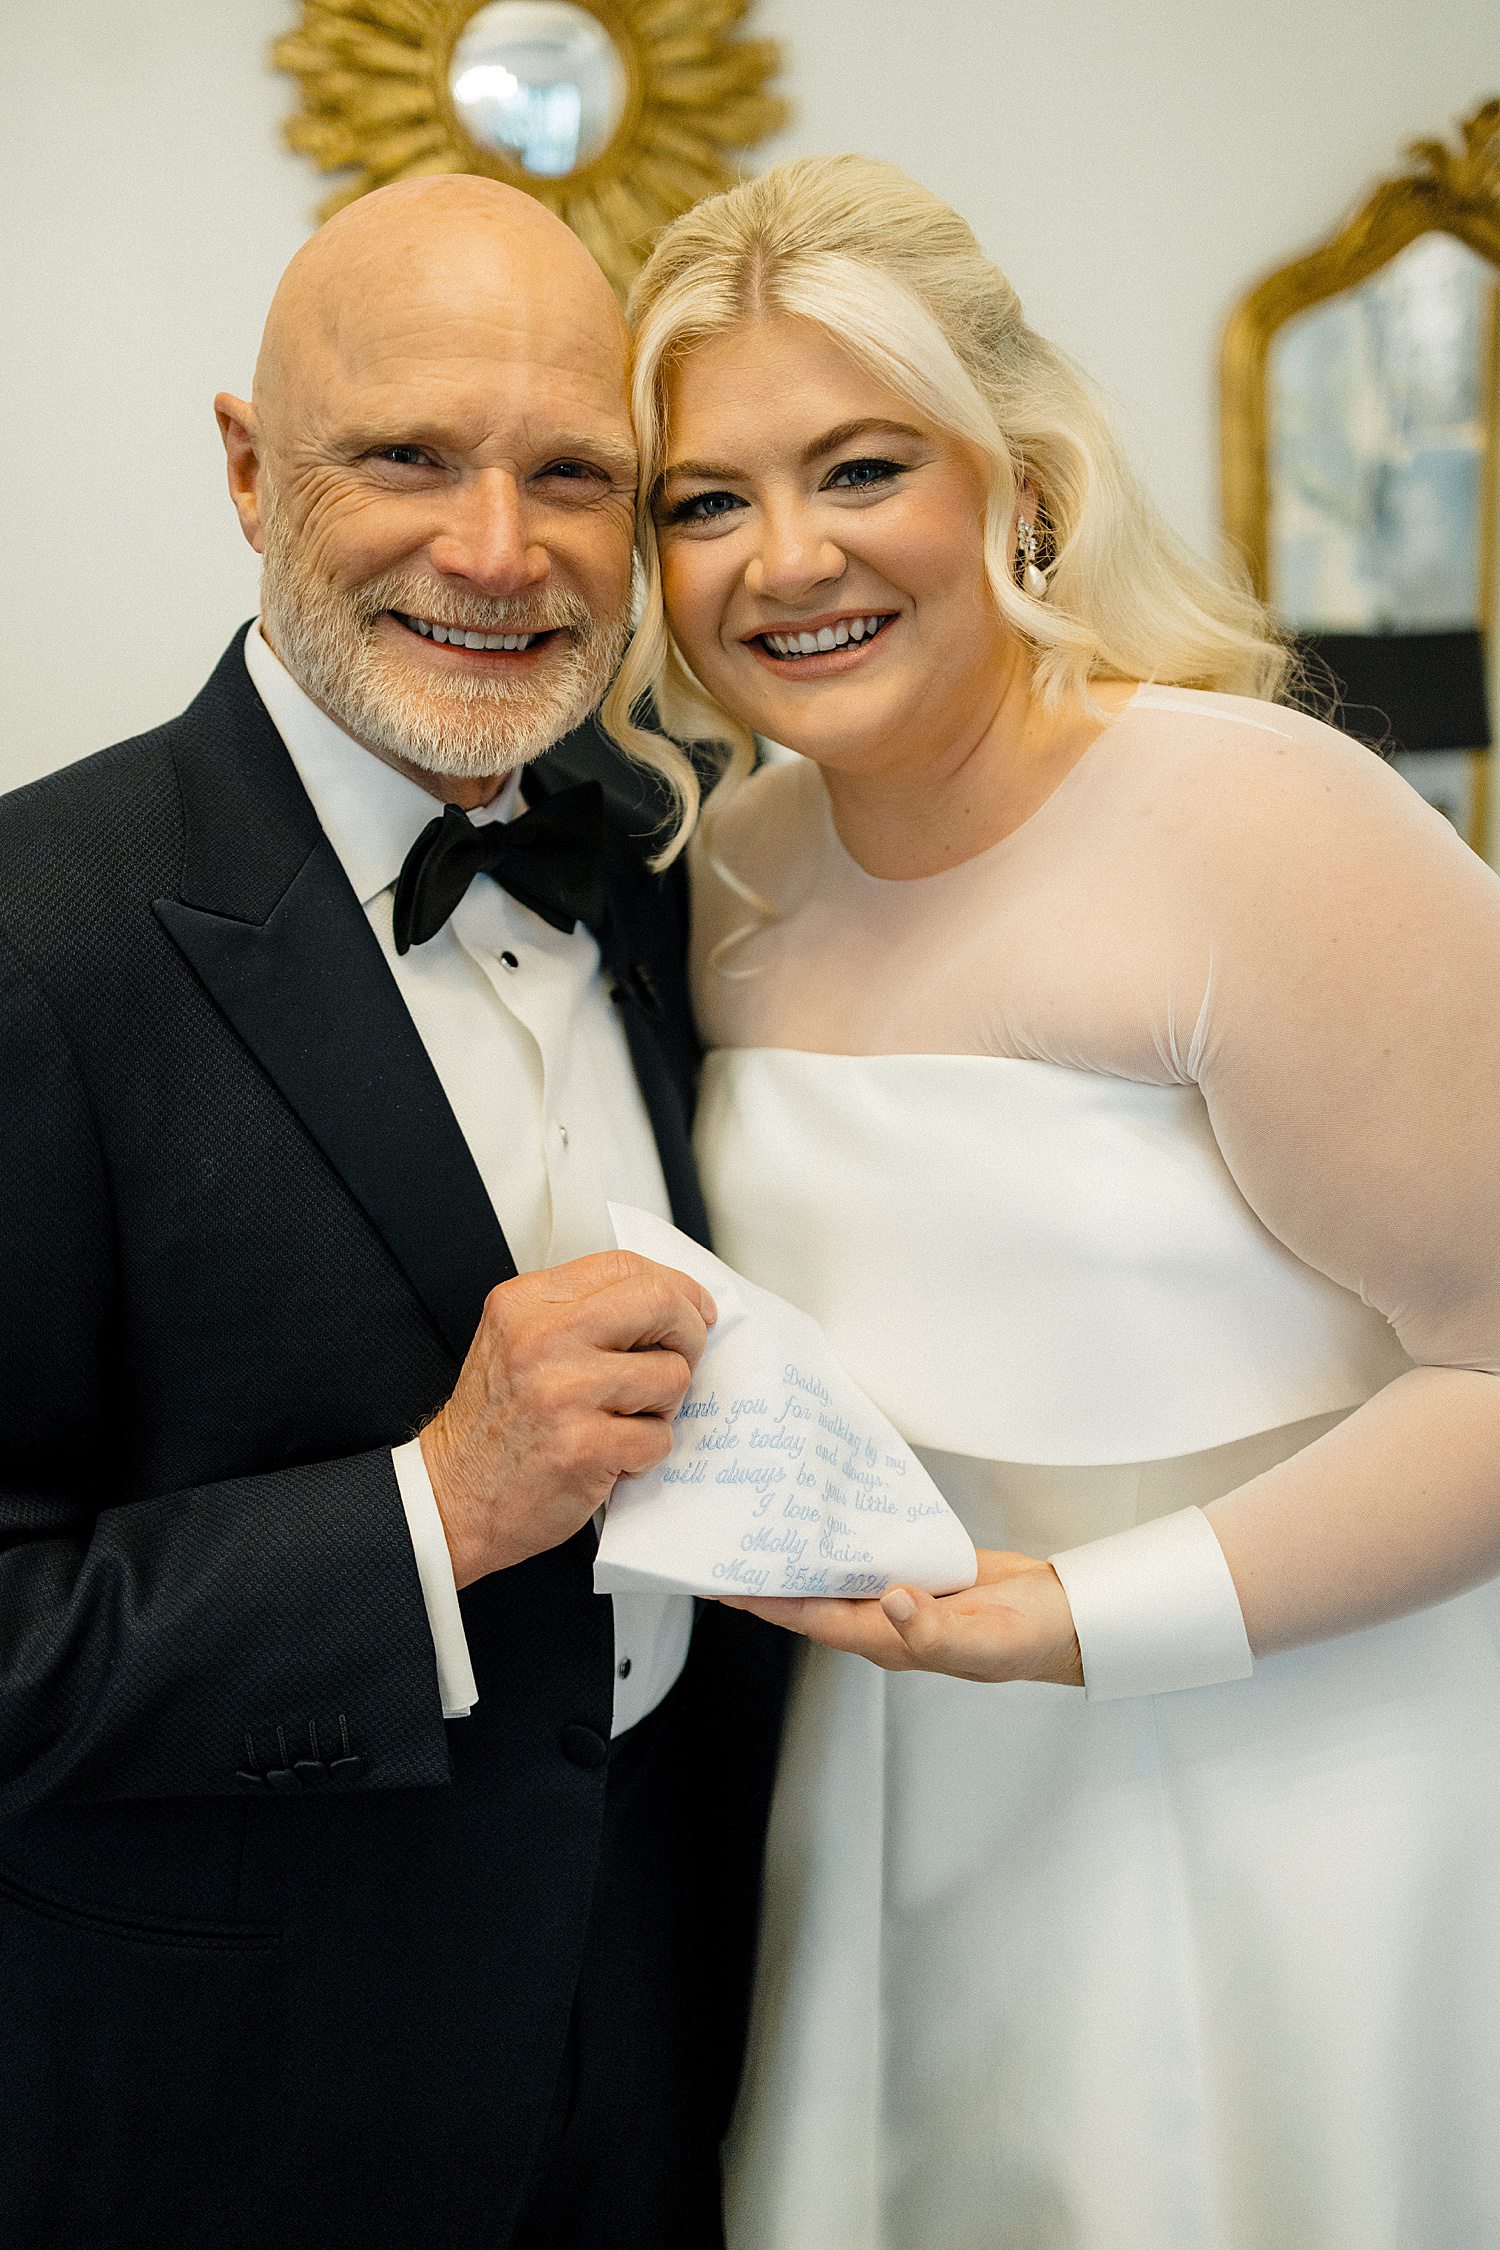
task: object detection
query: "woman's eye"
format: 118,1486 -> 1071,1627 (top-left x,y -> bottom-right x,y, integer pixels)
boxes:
663,489 -> 744,527
825,456 -> 906,492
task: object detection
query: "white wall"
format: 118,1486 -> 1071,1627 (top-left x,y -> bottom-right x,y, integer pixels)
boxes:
2,0 -> 1495,786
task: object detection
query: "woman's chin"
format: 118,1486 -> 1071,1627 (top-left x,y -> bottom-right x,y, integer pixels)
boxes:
711,673 -> 908,772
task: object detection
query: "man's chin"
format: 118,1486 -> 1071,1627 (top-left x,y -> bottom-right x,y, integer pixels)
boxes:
388,733 -> 534,783
355,699 -> 549,782
348,660 -> 591,780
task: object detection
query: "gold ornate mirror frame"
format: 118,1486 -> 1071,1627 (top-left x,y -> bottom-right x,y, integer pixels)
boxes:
1222,100 -> 1500,594
274,0 -> 788,294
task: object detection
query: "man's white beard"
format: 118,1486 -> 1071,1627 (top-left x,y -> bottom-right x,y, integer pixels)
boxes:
258,485 -> 630,779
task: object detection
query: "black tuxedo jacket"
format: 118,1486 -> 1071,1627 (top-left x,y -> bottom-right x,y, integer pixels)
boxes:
0,631 -> 787,2249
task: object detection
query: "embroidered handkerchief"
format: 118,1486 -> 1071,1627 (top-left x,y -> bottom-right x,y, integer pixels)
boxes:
594,1205 -> 978,1600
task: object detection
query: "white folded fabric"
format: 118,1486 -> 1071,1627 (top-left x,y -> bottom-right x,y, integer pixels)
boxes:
596,1205 -> 978,1601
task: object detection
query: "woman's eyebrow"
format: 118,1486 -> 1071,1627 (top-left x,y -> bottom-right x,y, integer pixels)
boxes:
802,417 -> 925,462
661,417 -> 926,486
659,453 -> 740,485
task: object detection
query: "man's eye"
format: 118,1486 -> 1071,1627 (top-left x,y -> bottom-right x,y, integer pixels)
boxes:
540,460 -> 606,482
662,489 -> 744,527
370,445 -> 432,468
825,457 -> 905,492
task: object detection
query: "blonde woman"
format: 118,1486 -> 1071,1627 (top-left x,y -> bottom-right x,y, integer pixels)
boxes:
602,157 -> 1500,2249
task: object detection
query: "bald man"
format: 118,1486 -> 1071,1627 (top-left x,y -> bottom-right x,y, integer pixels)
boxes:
0,178 -> 786,2250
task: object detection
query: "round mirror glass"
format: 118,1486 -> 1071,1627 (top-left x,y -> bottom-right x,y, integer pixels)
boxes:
450,1 -> 628,178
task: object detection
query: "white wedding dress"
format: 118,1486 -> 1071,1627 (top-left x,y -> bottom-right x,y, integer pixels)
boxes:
690,689 -> 1500,2250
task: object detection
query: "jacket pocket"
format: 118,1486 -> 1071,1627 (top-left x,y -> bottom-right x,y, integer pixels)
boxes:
0,1860 -> 279,1951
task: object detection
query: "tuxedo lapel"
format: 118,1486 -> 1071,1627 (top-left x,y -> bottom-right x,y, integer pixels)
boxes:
595,894 -> 710,1248
525,721 -> 711,1248
154,635 -> 513,1365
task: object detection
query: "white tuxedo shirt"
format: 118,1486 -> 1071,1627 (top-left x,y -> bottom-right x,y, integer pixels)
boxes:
244,625 -> 693,1734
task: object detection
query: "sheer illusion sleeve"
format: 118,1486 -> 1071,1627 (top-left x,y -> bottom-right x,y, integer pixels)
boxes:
1126,717 -> 1500,1664
694,704 -> 1500,1686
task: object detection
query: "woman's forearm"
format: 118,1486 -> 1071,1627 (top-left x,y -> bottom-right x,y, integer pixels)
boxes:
1205,1364 -> 1500,1657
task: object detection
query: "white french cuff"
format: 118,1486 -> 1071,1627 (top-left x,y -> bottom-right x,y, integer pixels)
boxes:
391,1436 -> 479,1719
1048,1505 -> 1254,1701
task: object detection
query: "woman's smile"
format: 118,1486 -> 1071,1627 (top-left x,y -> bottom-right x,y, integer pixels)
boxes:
740,608 -> 899,677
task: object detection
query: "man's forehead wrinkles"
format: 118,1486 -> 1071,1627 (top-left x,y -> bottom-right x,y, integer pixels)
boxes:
324,296 -> 623,375
313,337 -> 626,421
341,349 -> 624,404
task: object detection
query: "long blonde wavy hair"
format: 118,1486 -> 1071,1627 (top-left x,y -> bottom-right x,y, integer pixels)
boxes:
602,153 -> 1289,865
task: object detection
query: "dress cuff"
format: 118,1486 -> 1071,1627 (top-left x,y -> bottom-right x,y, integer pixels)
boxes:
1049,1505 -> 1253,1701
391,1437 -> 478,1719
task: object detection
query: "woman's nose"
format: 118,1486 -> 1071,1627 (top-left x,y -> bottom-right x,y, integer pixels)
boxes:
744,506 -> 846,605
428,469 -> 549,595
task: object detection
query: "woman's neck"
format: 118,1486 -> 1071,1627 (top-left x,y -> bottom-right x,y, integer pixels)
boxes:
819,663 -> 1139,881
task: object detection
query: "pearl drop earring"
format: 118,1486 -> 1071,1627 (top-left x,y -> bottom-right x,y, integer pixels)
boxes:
1015,516 -> 1048,600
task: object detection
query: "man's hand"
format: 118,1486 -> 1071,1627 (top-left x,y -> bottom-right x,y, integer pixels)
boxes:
420,1251 -> 716,1588
718,1550 -> 1085,1687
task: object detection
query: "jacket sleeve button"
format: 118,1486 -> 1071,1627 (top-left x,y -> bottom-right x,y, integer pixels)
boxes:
234,1768 -> 268,1789
293,1758 -> 330,1787
329,1754 -> 368,1781
265,1767 -> 299,1792
559,1723 -> 609,1769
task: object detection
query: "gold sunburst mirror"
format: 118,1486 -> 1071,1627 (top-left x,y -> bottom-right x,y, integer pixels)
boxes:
274,0 -> 788,293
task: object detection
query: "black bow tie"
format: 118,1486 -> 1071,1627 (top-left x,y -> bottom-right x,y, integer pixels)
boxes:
391,781 -> 608,954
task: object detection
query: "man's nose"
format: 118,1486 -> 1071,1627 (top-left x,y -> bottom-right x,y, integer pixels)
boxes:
743,505 -> 846,606
427,469 -> 549,596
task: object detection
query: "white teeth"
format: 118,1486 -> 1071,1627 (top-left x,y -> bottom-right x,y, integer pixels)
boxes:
403,614 -> 537,651
762,615 -> 891,660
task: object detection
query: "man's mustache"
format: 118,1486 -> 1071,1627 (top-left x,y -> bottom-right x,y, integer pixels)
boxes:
356,579 -> 598,640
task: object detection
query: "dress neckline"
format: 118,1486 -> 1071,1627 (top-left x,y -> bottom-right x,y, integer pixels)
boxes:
815,682 -> 1151,891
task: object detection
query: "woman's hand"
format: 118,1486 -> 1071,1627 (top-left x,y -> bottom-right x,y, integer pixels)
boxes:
720,1550 -> 1085,1687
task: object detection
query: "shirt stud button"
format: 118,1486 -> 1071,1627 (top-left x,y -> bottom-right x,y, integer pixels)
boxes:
558,1124 -> 569,1147
499,950 -> 519,970
617,1656 -> 633,1680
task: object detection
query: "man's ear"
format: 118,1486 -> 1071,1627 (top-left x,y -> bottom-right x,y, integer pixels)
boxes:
215,393 -> 266,554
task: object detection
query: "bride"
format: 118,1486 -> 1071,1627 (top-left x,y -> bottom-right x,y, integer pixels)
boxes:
602,156 -> 1500,2248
